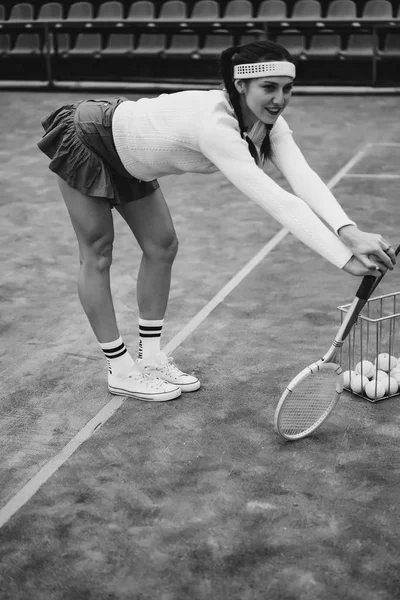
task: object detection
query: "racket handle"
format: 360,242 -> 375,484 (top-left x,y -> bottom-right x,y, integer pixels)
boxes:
356,244 -> 400,300
356,274 -> 380,300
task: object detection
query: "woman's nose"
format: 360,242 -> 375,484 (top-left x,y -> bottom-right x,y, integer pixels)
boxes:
272,90 -> 284,106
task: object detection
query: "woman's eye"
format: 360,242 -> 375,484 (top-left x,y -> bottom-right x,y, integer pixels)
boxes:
263,86 -> 292,93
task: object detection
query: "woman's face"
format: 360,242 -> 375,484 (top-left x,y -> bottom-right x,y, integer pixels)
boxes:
235,74 -> 294,128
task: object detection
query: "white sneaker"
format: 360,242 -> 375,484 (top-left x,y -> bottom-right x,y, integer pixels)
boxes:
138,352 -> 201,393
108,365 -> 181,402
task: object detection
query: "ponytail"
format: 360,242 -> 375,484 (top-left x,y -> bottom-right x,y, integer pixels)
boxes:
219,41 -> 294,164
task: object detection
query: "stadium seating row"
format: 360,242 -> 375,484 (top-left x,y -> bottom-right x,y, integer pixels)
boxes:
1,30 -> 399,58
0,0 -> 399,24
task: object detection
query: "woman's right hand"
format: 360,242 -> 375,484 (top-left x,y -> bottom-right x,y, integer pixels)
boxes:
342,255 -> 387,278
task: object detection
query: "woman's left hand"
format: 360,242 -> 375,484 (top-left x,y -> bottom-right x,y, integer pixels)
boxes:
338,225 -> 396,273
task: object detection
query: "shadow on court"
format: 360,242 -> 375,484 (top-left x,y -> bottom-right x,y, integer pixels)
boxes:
0,92 -> 400,600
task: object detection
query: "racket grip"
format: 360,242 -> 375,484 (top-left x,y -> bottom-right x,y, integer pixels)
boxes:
356,244 -> 400,300
356,274 -> 379,300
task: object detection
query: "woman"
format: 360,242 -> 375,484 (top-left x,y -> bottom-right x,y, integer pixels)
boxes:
37,40 -> 395,403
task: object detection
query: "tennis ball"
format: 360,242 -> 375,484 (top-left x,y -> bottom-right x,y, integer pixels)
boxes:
342,369 -> 357,388
350,374 -> 369,394
385,376 -> 398,396
375,353 -> 398,372
365,379 -> 386,400
389,369 -> 400,384
355,360 -> 374,379
371,369 -> 389,382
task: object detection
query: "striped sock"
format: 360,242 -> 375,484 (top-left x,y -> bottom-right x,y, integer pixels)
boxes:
99,336 -> 135,376
138,318 -> 164,359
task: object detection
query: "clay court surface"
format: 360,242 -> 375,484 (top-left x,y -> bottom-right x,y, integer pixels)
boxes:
0,91 -> 400,599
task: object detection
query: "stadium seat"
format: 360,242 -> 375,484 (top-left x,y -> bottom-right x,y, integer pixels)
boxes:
8,3 -> 34,22
199,32 -> 235,57
134,33 -> 166,55
306,31 -> 342,58
291,0 -> 322,21
157,1 -> 187,22
0,33 -> 11,56
379,32 -> 400,57
9,33 -> 41,54
95,1 -> 124,21
222,0 -> 254,21
276,31 -> 306,57
190,0 -> 220,21
164,33 -> 199,56
342,34 -> 375,57
325,0 -> 357,21
361,0 -> 393,20
66,2 -> 94,21
239,30 -> 266,45
56,32 -> 71,55
256,1 -> 288,21
69,33 -> 102,56
37,3 -> 63,21
101,33 -> 135,55
126,1 -> 155,23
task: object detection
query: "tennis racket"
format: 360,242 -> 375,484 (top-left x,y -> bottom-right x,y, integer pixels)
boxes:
274,245 -> 400,441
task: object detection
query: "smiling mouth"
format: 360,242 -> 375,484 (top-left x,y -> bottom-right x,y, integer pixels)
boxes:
265,107 -> 281,115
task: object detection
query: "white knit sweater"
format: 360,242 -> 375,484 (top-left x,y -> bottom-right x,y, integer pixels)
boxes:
112,89 -> 355,269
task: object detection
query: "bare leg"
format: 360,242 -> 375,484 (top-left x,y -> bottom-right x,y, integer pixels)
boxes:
115,187 -> 178,321
116,188 -> 200,392
57,177 -> 119,343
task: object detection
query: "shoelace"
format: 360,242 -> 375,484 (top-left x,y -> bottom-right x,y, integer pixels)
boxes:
164,357 -> 184,377
125,369 -> 167,390
139,355 -> 186,380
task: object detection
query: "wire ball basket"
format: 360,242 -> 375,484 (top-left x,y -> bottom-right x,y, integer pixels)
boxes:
338,291 -> 400,403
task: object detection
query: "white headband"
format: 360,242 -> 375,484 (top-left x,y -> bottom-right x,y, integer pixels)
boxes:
233,61 -> 296,79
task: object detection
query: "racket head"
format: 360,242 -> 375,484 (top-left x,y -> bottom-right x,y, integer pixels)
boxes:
274,362 -> 344,441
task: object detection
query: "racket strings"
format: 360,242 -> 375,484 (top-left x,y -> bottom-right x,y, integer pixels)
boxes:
277,369 -> 340,437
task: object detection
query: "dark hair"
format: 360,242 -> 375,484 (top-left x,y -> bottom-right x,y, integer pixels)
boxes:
219,40 -> 294,164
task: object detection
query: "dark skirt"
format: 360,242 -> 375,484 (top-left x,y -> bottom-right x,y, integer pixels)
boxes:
37,97 -> 159,206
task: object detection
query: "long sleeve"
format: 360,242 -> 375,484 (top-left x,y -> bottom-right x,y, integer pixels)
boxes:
269,117 -> 356,234
197,107 -> 353,270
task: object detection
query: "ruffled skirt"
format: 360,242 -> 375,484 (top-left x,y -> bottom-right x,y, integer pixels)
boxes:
37,97 -> 159,206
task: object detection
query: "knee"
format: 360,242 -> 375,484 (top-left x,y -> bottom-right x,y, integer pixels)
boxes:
143,232 -> 179,263
80,237 -> 114,272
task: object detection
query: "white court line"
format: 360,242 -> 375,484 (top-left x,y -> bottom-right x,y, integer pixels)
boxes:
344,174 -> 400,180
327,143 -> 371,189
0,142 -> 371,529
163,227 -> 288,355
